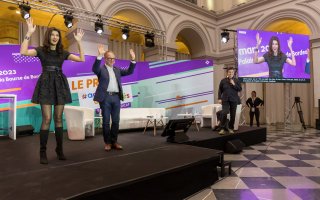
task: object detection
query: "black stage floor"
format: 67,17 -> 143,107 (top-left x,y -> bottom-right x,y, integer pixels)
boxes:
0,129 -> 221,200
0,126 -> 265,200
186,126 -> 267,151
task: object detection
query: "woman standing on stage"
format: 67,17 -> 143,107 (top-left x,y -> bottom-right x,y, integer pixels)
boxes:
20,18 -> 85,164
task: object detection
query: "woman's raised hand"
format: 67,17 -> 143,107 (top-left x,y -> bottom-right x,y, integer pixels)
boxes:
73,29 -> 84,42
256,32 -> 262,47
26,18 -> 36,35
287,37 -> 293,50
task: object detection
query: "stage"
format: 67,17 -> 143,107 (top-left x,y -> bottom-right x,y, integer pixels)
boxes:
0,126 -> 266,200
186,126 -> 267,151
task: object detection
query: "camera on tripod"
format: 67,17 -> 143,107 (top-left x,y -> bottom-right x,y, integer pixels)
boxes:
294,97 -> 306,129
295,97 -> 301,103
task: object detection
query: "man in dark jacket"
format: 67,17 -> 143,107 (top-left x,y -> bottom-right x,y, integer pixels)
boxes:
218,67 -> 242,134
92,45 -> 136,151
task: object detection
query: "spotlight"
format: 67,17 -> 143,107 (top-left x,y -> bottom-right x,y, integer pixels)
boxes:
94,19 -> 104,35
64,13 -> 73,28
145,32 -> 155,47
121,26 -> 130,40
19,3 -> 31,19
221,31 -> 230,43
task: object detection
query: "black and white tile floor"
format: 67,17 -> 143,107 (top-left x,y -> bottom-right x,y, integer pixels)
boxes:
187,126 -> 320,200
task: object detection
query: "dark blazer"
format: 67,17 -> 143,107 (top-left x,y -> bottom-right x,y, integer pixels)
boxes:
246,97 -> 264,109
92,59 -> 136,102
218,77 -> 242,103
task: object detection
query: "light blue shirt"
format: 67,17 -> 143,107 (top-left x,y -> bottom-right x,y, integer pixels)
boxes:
96,56 -> 136,92
105,64 -> 119,93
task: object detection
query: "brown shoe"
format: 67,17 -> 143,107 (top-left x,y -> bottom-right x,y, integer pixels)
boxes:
104,144 -> 112,151
113,143 -> 123,150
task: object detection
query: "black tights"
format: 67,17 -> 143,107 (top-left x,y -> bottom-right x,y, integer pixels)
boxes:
40,105 -> 64,130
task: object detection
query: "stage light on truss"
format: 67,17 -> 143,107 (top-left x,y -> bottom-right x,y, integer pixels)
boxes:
145,32 -> 155,47
94,19 -> 104,35
121,26 -> 130,40
221,31 -> 230,43
63,13 -> 73,28
19,2 -> 31,19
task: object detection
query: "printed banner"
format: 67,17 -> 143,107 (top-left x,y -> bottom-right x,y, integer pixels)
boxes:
0,45 -> 214,133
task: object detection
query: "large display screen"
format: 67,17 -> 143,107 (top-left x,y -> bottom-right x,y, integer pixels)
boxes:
237,29 -> 310,83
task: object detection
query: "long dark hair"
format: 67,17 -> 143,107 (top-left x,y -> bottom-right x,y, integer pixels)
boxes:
268,36 -> 283,58
42,27 -> 63,55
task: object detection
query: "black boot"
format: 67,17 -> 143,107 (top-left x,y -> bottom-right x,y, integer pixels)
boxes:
55,127 -> 66,160
40,130 -> 49,164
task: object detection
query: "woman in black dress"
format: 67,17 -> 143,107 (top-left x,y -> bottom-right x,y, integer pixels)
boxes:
20,18 -> 85,164
253,33 -> 296,79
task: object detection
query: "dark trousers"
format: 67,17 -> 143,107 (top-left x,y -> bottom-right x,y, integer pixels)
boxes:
221,101 -> 238,130
100,94 -> 121,144
249,109 -> 260,127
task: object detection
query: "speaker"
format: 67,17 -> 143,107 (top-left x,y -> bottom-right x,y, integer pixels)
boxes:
316,119 -> 320,130
16,125 -> 34,136
225,139 -> 245,154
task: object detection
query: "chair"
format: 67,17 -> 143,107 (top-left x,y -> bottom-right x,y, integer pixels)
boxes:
200,104 -> 222,128
233,104 -> 242,130
64,106 -> 95,140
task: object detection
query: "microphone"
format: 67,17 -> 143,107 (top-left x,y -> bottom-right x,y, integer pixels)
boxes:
228,76 -> 234,85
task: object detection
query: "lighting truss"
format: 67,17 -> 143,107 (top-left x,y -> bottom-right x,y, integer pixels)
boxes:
1,0 -> 168,59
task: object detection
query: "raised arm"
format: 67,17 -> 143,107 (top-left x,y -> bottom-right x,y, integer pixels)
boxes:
231,79 -> 242,92
20,18 -> 37,56
67,29 -> 85,62
286,37 -> 296,66
92,44 -> 105,75
253,32 -> 265,64
120,49 -> 136,76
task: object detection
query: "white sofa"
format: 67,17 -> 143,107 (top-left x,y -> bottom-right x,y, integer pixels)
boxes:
200,104 -> 242,130
64,106 -> 95,140
119,108 -> 167,130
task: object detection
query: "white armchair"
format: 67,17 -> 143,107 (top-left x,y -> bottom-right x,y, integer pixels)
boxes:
233,104 -> 242,130
64,106 -> 95,140
200,104 -> 242,130
200,104 -> 222,128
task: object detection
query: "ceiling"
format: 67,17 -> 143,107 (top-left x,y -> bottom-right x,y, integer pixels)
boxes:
0,1 -> 312,54
0,1 -> 68,31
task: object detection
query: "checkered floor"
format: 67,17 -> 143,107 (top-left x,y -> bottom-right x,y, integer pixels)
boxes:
187,126 -> 320,200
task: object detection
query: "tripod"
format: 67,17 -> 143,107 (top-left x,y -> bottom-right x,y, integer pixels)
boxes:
285,97 -> 306,130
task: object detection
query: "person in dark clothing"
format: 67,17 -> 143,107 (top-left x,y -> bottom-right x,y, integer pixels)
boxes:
246,91 -> 264,127
92,45 -> 136,151
218,67 -> 242,134
20,18 -> 85,164
253,34 -> 296,79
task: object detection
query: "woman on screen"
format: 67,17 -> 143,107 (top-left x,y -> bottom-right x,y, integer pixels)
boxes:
253,33 -> 296,78
20,18 -> 85,164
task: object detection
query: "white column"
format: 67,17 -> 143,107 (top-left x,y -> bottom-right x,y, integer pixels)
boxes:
311,37 -> 320,126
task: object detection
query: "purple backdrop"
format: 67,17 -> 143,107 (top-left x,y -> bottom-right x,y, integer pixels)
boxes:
0,45 -> 213,102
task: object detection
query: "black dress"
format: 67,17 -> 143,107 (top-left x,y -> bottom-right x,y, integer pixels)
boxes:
263,52 -> 287,78
32,47 -> 72,105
